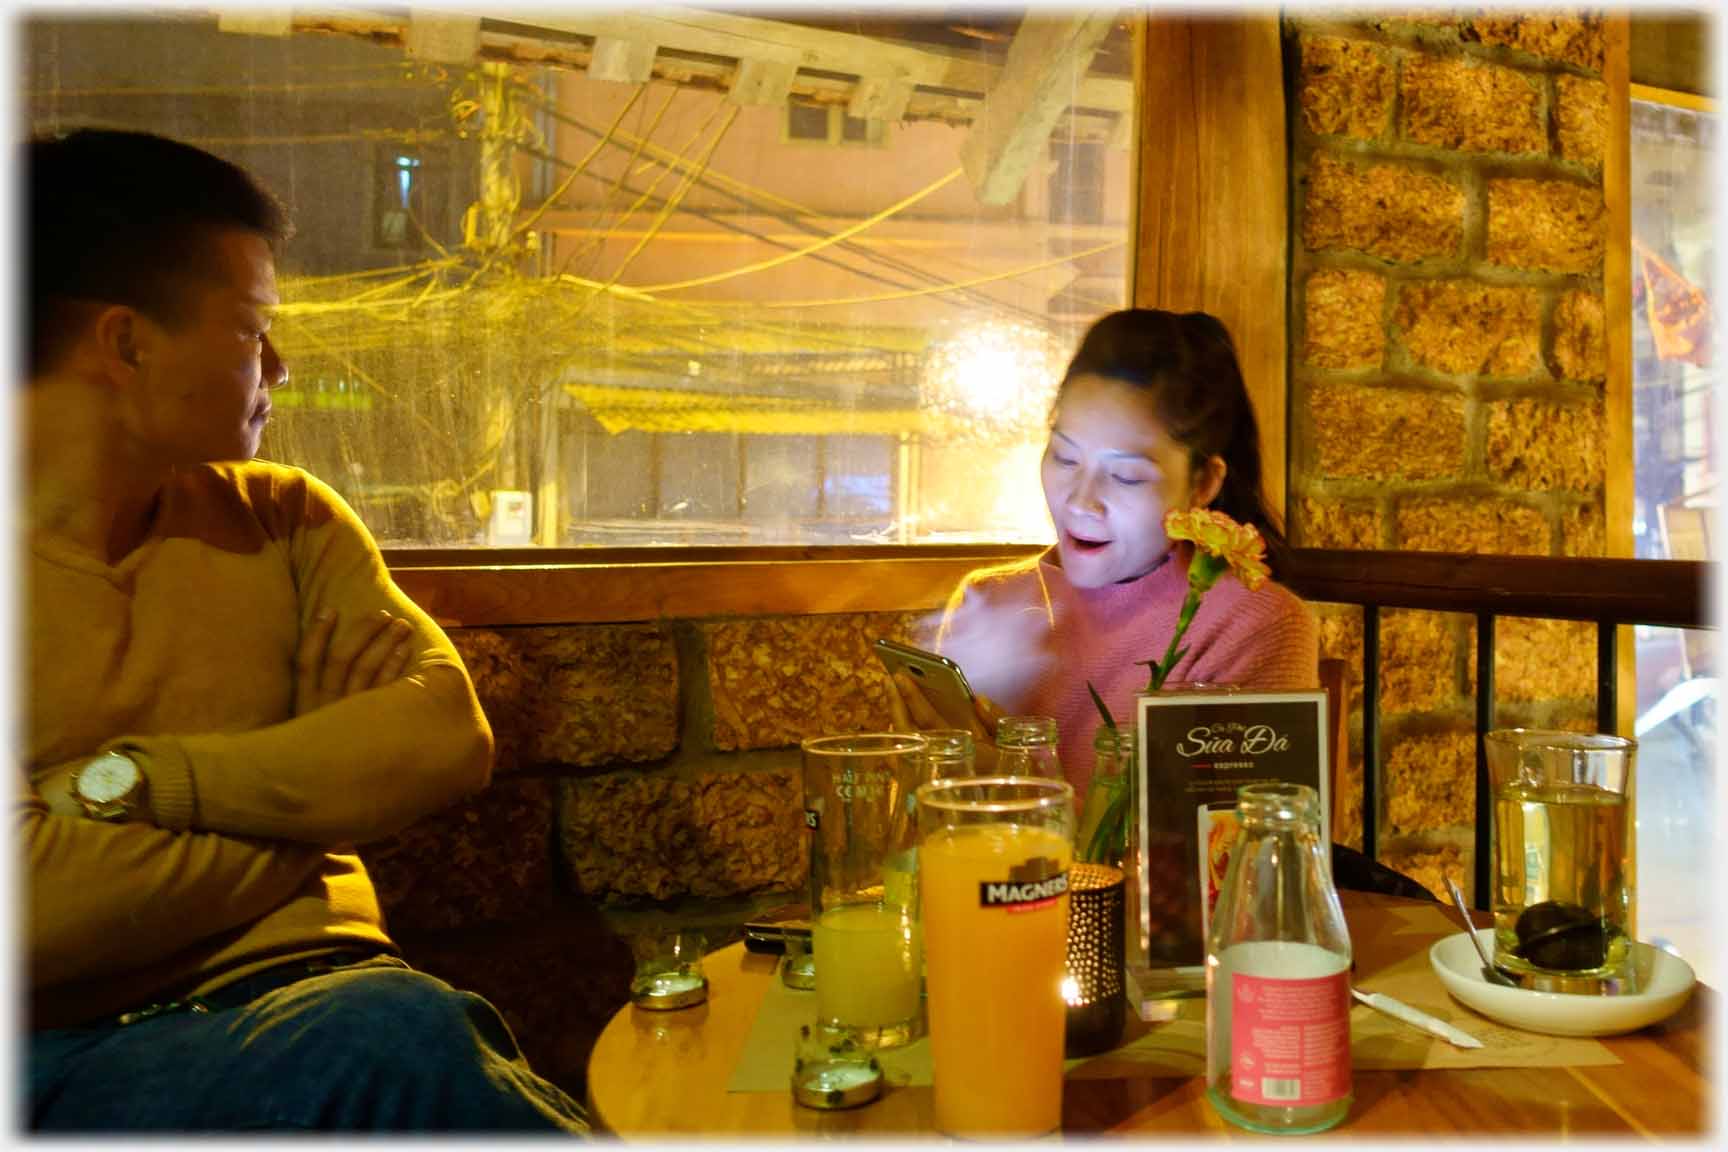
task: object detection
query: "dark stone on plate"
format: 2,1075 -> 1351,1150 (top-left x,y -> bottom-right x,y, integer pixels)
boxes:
1513,900 -> 1612,970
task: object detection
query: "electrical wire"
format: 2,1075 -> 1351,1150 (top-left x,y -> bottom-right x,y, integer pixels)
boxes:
536,102 -> 1055,329
576,103 -> 742,314
557,86 -> 682,276
678,238 -> 1126,309
629,168 -> 964,294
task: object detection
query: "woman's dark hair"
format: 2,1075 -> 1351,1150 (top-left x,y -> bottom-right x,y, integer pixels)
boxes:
27,128 -> 291,378
1059,308 -> 1288,574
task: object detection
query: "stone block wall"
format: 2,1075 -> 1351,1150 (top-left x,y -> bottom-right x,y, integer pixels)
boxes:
1286,8 -> 1610,899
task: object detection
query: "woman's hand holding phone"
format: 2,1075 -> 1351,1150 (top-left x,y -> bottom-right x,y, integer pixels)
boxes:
886,670 -> 1004,774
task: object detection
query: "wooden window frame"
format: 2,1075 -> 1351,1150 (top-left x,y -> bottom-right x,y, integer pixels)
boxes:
386,14 -> 1280,628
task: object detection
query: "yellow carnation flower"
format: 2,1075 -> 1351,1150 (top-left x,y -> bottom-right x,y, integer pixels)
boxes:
1164,508 -> 1270,592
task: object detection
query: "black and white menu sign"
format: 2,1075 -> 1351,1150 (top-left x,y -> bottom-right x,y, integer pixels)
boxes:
1132,691 -> 1330,970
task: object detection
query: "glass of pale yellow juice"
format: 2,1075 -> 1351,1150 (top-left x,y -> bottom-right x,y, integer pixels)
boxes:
802,732 -> 929,1049
916,775 -> 1076,1138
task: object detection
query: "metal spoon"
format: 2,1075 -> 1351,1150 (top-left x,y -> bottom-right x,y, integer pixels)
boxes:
1444,877 -> 1520,988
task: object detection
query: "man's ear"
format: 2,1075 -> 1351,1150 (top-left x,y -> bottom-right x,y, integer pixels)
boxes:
1191,454 -> 1227,509
90,305 -> 148,375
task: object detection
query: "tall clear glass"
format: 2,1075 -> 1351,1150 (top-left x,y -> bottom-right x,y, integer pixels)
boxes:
916,728 -> 976,783
996,715 -> 1062,778
1205,783 -> 1352,1135
802,732 -> 927,1048
917,776 -> 1075,1138
1486,728 -> 1636,992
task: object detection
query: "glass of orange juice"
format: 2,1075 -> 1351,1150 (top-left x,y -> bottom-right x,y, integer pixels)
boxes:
802,732 -> 929,1049
916,775 -> 1076,1138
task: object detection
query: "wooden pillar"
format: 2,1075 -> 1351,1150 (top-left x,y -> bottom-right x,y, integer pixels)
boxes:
1130,15 -> 1288,521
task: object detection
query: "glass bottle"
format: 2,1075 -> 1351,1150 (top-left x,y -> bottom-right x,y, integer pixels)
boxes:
1077,726 -> 1133,866
995,715 -> 1061,779
1205,783 -> 1352,1135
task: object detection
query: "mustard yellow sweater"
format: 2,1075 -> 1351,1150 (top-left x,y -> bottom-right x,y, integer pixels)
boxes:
24,461 -> 492,1028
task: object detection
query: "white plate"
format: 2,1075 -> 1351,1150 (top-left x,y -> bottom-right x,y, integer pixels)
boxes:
1429,930 -> 1696,1037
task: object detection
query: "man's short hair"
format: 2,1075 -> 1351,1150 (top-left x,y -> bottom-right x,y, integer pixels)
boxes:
27,128 -> 291,378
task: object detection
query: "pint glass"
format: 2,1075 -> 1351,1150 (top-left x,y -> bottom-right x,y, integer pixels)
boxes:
916,775 -> 1075,1137
1486,728 -> 1636,990
802,732 -> 927,1048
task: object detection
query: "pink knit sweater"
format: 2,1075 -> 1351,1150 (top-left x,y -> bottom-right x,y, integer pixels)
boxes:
931,544 -> 1318,797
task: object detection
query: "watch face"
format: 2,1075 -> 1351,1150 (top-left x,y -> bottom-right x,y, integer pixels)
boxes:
79,753 -> 139,804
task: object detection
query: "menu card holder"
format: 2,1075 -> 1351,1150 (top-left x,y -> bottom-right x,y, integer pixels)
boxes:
1126,690 -> 1330,1014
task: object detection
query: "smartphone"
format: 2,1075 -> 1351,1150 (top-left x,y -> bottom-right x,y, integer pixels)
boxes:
743,903 -> 812,954
874,638 -> 980,731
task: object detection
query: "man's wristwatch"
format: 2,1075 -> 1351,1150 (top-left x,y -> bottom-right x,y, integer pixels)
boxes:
70,750 -> 149,821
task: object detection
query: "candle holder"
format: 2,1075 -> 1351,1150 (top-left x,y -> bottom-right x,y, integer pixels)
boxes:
1063,862 -> 1126,1057
630,930 -> 709,1011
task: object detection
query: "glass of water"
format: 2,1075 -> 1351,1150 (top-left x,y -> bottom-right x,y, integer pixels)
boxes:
1486,729 -> 1637,991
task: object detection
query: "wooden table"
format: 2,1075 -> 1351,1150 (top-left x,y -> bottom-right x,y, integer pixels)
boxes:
586,892 -> 1708,1137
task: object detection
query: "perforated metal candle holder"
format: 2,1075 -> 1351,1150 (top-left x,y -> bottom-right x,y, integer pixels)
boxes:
1064,862 -> 1127,1057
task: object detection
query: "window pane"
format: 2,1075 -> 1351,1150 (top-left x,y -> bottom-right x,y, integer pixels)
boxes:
742,436 -> 820,523
823,435 -> 895,522
24,10 -> 1132,549
1629,96 -> 1716,975
659,433 -> 740,520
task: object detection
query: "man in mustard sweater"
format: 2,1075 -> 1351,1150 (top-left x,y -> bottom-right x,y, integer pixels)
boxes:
22,129 -> 589,1131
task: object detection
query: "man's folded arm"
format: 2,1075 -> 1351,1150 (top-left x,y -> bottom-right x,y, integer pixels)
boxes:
118,658 -> 492,846
22,780 -> 325,987
110,467 -> 494,848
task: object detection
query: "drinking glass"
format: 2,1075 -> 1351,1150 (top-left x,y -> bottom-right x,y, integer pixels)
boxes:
917,728 -> 976,783
996,715 -> 1062,778
629,930 -> 708,1010
802,732 -> 927,1048
916,775 -> 1075,1138
1486,728 -> 1637,990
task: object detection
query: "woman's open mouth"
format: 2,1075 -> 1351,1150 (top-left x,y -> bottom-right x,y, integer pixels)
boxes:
1065,531 -> 1111,555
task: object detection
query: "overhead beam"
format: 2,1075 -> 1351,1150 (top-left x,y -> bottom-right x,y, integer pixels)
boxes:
959,12 -> 1118,205
479,7 -> 1133,114
216,9 -> 293,37
848,72 -> 916,123
728,57 -> 797,106
587,36 -> 656,85
405,9 -> 480,64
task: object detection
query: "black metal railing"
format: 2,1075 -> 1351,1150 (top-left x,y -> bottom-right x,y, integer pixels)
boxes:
1283,548 -> 1711,908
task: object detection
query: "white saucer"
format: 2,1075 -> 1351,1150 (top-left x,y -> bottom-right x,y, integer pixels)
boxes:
1430,930 -> 1696,1037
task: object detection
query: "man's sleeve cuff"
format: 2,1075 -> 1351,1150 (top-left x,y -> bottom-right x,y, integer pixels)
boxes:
107,738 -> 196,830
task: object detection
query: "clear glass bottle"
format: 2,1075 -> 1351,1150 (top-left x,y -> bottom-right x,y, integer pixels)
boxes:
1205,783 -> 1352,1135
1077,726 -> 1133,865
995,715 -> 1061,779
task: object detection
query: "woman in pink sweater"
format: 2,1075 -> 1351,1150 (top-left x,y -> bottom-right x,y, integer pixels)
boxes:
895,309 -> 1317,798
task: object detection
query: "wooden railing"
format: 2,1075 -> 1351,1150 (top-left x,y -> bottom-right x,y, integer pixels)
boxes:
1282,548 -> 1712,907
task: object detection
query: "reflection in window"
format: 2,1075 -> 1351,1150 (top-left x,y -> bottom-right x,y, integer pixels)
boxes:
24,10 -> 1132,548
1628,94 -> 1715,975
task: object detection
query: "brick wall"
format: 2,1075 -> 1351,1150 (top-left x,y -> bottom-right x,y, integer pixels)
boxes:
1286,8 -> 1610,897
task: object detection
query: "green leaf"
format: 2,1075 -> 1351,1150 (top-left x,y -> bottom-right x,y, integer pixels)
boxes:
1086,680 -> 1117,729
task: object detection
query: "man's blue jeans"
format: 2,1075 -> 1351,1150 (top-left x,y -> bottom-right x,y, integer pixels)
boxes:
28,956 -> 590,1132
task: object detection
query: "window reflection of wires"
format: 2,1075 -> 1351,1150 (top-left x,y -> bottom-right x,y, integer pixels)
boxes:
516,87 -> 1057,329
